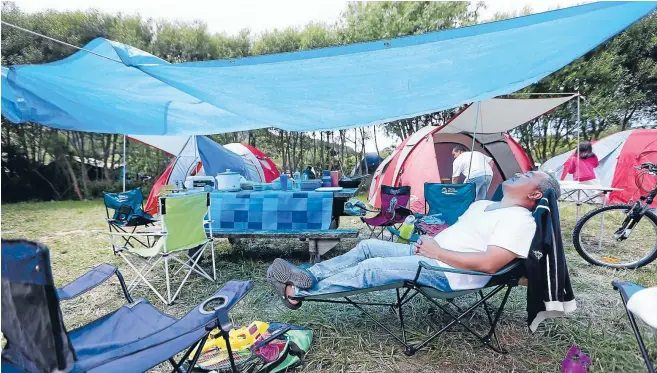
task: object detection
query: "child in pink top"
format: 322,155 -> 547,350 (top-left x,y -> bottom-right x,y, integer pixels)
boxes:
561,141 -> 599,182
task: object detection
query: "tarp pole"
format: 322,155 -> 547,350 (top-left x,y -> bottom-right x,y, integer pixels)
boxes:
467,101 -> 481,180
123,135 -> 126,192
577,93 -> 581,160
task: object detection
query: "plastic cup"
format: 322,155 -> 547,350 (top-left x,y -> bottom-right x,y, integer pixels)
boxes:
330,171 -> 339,187
279,174 -> 289,191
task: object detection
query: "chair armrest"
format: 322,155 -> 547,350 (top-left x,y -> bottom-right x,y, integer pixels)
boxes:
418,260 -> 521,277
57,263 -> 133,302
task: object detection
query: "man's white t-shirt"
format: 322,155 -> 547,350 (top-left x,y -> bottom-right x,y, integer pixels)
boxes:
452,151 -> 493,181
432,200 -> 536,290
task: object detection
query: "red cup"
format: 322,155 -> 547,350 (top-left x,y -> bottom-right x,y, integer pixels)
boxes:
330,171 -> 339,187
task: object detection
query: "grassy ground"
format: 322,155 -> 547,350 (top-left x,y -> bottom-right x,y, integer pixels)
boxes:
1,199 -> 656,372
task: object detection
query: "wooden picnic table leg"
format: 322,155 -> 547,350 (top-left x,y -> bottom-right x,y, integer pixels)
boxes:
309,238 -> 341,263
331,197 -> 346,229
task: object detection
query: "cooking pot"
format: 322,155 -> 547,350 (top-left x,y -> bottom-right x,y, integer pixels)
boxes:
216,169 -> 241,192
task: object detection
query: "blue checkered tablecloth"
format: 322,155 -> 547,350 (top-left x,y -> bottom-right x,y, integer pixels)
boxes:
208,190 -> 334,231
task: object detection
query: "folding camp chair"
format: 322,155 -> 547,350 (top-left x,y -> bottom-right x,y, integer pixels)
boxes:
104,192 -> 216,305
388,182 -> 480,241
423,182 -> 476,225
103,188 -> 158,248
1,239 -> 252,373
612,281 -> 656,373
361,185 -> 412,239
296,185 -> 542,356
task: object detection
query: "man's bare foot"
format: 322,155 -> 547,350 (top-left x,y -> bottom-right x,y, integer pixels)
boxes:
286,284 -> 299,305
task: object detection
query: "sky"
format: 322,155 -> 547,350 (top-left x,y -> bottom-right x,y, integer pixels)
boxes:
13,0 -> 585,152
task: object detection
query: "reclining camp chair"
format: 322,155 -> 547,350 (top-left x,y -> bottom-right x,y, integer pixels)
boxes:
361,185 -> 412,239
294,186 -> 541,356
103,188 -> 158,248
612,281 -> 657,373
1,239 -> 251,373
104,192 -> 215,305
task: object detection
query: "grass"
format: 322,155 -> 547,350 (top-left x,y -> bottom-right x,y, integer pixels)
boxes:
1,199 -> 656,372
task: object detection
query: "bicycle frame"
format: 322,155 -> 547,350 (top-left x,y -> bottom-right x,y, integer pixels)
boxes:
613,183 -> 657,241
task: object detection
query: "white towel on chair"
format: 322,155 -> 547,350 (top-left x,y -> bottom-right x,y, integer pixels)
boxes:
627,287 -> 657,329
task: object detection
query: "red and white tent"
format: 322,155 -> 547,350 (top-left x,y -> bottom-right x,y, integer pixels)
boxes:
541,128 -> 657,206
224,143 -> 280,183
368,95 -> 576,212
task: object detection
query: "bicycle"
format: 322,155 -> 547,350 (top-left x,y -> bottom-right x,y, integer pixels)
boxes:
572,162 -> 657,269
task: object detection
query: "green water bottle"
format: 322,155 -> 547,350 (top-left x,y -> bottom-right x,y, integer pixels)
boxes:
398,215 -> 416,244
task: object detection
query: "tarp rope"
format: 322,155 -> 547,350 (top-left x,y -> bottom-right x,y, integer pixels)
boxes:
1,21 -> 124,64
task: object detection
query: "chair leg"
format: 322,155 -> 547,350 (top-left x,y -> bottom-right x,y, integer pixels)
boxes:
164,255 -> 173,304
170,243 -> 214,302
118,252 -> 168,305
621,295 -> 656,373
413,285 -> 509,354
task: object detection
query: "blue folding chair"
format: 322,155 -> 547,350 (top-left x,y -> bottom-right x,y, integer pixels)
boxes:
388,182 -> 480,240
103,188 -> 158,248
1,239 -> 252,373
613,281 -> 656,373
423,182 -> 476,225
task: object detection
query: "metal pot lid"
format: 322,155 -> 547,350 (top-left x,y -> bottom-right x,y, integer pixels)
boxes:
217,169 -> 239,176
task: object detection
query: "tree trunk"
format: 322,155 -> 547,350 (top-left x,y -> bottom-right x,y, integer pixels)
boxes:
298,133 -> 304,171
279,131 -> 287,171
373,125 -> 380,156
63,155 -> 84,200
319,132 -> 324,170
312,132 -> 317,166
71,132 -> 90,197
339,130 -> 345,171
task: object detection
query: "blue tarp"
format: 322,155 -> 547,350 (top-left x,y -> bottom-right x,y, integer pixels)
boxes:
2,2 -> 656,135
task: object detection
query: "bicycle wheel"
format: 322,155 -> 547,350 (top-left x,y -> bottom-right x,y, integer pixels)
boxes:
573,204 -> 657,269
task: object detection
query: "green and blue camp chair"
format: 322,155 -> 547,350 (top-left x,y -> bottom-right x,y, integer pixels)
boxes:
103,188 -> 158,248
423,182 -> 476,225
104,192 -> 215,305
613,281 -> 656,373
1,239 -> 251,373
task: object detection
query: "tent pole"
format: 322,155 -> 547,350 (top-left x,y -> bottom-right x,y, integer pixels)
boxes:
577,93 -> 581,160
123,135 -> 126,192
467,101 -> 481,181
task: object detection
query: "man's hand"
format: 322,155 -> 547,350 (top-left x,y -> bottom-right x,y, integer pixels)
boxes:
413,235 -> 442,259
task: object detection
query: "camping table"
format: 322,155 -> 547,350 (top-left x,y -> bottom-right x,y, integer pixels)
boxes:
559,182 -> 623,220
208,190 -> 335,231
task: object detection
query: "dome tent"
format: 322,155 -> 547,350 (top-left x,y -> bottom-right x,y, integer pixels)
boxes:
224,143 -> 280,183
368,96 -> 576,212
128,135 -> 263,216
351,153 -> 384,177
540,128 -> 657,206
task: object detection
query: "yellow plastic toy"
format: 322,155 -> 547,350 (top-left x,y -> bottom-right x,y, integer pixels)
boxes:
190,321 -> 269,359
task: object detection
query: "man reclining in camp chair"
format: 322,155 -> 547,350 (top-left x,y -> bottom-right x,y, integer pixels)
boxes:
267,171 -> 561,309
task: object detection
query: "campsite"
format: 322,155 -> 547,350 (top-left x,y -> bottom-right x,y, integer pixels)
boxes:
2,2 -> 657,373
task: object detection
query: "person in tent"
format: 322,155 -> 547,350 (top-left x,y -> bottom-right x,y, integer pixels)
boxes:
266,171 -> 561,309
561,141 -> 599,184
451,145 -> 494,200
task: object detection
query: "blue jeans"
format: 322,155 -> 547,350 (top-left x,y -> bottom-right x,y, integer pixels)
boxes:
295,239 -> 451,297
468,175 -> 493,200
